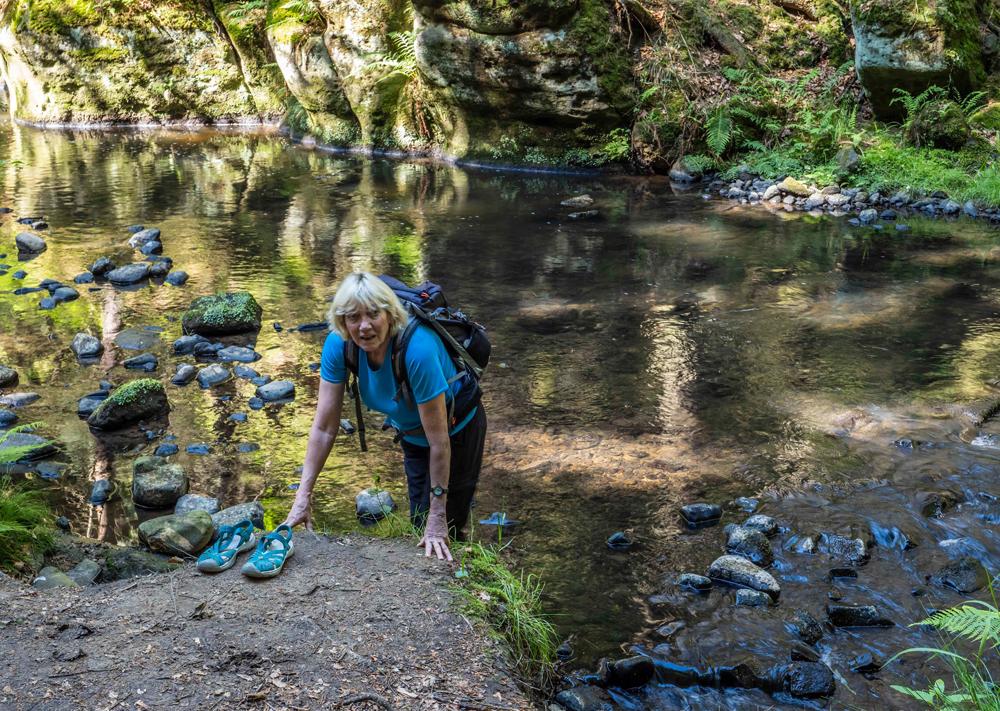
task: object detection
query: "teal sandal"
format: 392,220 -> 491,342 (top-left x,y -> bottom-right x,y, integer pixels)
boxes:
196,519 -> 256,573
241,524 -> 294,578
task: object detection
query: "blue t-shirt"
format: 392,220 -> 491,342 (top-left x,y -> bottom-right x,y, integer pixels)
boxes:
320,321 -> 475,446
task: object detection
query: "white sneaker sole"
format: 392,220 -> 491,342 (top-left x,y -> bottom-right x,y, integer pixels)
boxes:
196,534 -> 257,573
241,543 -> 294,578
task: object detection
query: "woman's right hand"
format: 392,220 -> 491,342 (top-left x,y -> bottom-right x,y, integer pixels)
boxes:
284,493 -> 313,530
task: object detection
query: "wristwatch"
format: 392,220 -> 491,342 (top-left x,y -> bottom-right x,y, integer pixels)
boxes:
431,485 -> 448,498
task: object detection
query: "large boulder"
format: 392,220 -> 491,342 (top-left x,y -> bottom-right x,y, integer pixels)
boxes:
211,502 -> 265,531
851,0 -> 983,120
87,378 -> 169,430
138,510 -> 214,556
15,232 -> 46,254
182,292 -> 262,335
131,456 -> 188,509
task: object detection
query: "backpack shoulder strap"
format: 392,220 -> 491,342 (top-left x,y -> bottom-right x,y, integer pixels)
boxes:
391,314 -> 421,407
342,339 -> 366,452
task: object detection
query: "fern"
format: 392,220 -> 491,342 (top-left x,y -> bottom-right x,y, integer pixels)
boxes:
225,0 -> 267,21
922,601 -> 1000,648
962,90 -> 988,119
706,107 -> 736,156
681,154 -> 716,173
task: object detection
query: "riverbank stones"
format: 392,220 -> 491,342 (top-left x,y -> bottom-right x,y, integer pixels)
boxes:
786,610 -> 824,644
174,493 -> 220,516
71,333 -> 103,359
827,604 -> 894,628
742,514 -> 779,537
171,364 -> 197,386
0,392 -> 39,407
681,502 -> 722,528
0,431 -> 55,461
182,291 -> 262,336
355,488 -> 396,523
89,257 -> 114,276
123,353 -> 158,372
707,555 -> 781,599
678,573 -> 712,592
197,364 -> 231,388
52,286 -> 79,303
77,391 -> 109,417
776,662 -> 835,699
173,334 -> 210,354
73,272 -> 94,284
153,443 -> 179,457
724,525 -> 774,566
165,271 -> 189,286
89,479 -> 112,505
67,559 -> 101,586
15,232 -> 46,254
132,456 -> 188,509
0,409 -> 16,427
554,686 -> 614,711
0,365 -> 18,388
87,379 -> 169,430
735,589 -> 771,607
931,556 -> 988,593
138,510 -> 214,555
211,502 -> 264,532
605,656 -> 654,689
256,380 -> 294,402
217,345 -> 260,363
107,263 -> 150,284
818,532 -> 869,565
128,227 -> 160,249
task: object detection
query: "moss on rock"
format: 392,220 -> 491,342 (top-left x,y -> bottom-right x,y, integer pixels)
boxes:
87,378 -> 169,431
906,98 -> 971,149
182,291 -> 263,335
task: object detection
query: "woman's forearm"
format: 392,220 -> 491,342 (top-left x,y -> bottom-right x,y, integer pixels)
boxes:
428,443 -> 450,513
296,424 -> 338,500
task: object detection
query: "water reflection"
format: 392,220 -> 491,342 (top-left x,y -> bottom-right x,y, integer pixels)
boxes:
2,124 -> 1000,707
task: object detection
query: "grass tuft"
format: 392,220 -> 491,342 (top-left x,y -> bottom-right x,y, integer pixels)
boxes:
0,476 -> 55,571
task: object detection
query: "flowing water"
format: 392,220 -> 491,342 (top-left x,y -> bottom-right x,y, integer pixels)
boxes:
2,124 -> 1000,708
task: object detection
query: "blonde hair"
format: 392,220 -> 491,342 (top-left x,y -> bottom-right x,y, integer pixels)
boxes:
327,272 -> 409,340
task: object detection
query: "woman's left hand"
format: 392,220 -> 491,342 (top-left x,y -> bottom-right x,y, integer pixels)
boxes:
419,509 -> 453,562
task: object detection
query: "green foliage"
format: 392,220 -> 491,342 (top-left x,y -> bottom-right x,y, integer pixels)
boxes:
0,475 -> 55,571
368,29 -> 418,83
891,85 -> 950,132
454,541 -> 558,691
890,589 -> 1000,710
225,0 -> 267,21
601,128 -> 631,163
706,107 -> 737,157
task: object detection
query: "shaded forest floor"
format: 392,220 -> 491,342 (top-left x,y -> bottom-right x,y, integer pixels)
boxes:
0,533 -> 531,711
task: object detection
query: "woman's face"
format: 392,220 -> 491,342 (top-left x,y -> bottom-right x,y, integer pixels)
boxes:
345,306 -> 391,355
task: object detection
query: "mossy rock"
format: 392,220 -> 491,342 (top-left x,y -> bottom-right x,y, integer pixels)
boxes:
851,0 -> 983,120
87,378 -> 169,431
906,99 -> 971,150
138,510 -> 214,556
103,547 -> 180,581
181,292 -> 263,336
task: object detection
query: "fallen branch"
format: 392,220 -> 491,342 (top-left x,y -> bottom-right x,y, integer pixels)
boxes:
334,693 -> 394,709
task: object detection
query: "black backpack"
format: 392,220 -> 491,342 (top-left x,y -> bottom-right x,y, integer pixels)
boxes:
344,275 -> 491,450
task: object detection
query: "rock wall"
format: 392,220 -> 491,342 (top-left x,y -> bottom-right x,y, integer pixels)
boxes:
1,0 -> 999,165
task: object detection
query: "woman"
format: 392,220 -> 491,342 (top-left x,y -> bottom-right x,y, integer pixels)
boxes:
283,272 -> 487,562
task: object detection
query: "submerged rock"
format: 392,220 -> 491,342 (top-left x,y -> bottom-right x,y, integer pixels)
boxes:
128,227 -> 161,249
132,456 -> 188,509
707,555 -> 780,599
931,556 -> 988,593
87,379 -> 169,430
165,271 -> 189,286
0,408 -> 17,427
89,257 -> 114,276
76,391 -> 109,417
677,573 -> 712,592
217,345 -> 260,363
0,392 -> 39,408
182,291 -> 262,335
138,510 -> 214,556
122,353 -> 158,372
89,479 -> 113,505
735,589 -> 771,606
818,532 -> 869,565
785,610 -> 824,645
827,604 -> 894,628
172,334 -> 210,355
772,662 -> 835,699
52,286 -> 79,303
554,686 -> 614,711
606,656 -> 654,689
742,514 -> 779,537
0,431 -> 55,461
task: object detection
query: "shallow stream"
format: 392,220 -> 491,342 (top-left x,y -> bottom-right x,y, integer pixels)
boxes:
2,124 -> 1000,708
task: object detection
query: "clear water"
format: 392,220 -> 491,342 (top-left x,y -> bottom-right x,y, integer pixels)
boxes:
2,124 -> 1000,708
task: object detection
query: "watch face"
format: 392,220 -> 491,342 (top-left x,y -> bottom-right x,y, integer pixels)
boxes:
432,486 -> 445,497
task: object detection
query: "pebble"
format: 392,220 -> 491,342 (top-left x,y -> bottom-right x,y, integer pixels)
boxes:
680,502 -> 722,528
256,380 -> 294,402
677,573 -> 712,592
229,412 -> 248,423
186,444 -> 212,455
123,353 -> 158,372
827,604 -> 894,628
735,589 -> 771,607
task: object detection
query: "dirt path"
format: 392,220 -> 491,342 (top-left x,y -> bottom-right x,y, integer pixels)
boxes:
0,534 -> 532,711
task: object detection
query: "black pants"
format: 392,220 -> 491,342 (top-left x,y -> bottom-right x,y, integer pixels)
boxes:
401,406 -> 486,540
